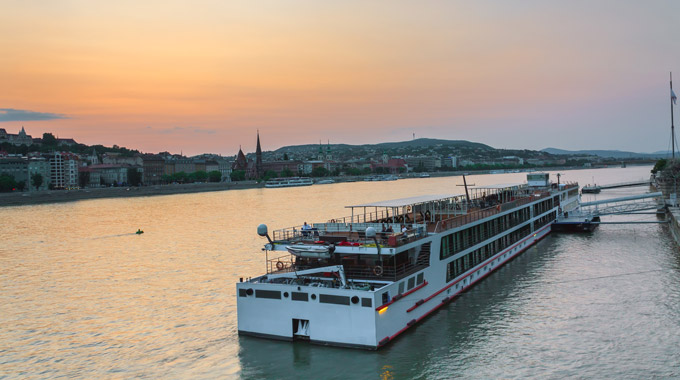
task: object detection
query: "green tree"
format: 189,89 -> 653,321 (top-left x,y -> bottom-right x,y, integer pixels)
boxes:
283,153 -> 289,160
230,170 -> 246,181
0,174 -> 17,192
173,171 -> 188,183
31,173 -> 43,190
127,168 -> 143,186
78,171 -> 90,188
346,167 -> 362,176
414,161 -> 427,173
208,170 -> 222,182
652,159 -> 667,174
263,170 -> 278,181
42,133 -> 57,146
280,168 -> 294,177
311,166 -> 329,177
191,170 -> 208,182
374,166 -> 386,174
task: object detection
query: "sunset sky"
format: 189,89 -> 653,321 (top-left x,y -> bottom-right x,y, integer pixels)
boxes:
1,1 -> 679,156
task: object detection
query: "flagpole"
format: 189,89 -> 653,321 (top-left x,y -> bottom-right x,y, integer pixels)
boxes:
672,72 -> 676,160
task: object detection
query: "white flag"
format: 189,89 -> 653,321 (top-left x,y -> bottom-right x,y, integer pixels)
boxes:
673,88 -> 678,105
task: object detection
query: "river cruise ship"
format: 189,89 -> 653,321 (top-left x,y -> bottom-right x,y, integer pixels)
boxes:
264,177 -> 314,188
237,173 -> 581,349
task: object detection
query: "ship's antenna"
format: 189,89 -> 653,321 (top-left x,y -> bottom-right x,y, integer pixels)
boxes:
456,174 -> 475,205
672,72 -> 677,160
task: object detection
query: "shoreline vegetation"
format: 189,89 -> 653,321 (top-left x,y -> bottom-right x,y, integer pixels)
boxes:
0,181 -> 263,207
0,165 -> 650,208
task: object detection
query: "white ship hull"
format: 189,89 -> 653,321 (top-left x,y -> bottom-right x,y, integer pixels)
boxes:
238,175 -> 579,349
238,224 -> 551,348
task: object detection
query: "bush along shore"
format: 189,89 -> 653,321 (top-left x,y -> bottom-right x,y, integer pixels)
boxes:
0,181 -> 263,207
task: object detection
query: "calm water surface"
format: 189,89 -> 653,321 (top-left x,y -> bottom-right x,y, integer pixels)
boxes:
2,166 -> 679,379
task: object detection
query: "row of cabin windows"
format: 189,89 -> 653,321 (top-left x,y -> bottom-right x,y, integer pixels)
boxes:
440,206 -> 532,260
568,188 -> 579,197
383,272 -> 425,305
239,289 -> 373,307
533,211 -> 557,231
532,197 -> 555,216
446,224 -> 533,282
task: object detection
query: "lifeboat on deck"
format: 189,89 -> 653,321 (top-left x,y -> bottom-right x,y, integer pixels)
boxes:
286,245 -> 332,259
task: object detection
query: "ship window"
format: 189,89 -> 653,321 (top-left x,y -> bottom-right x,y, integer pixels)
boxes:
320,294 -> 350,305
238,289 -> 247,297
255,290 -> 281,299
398,282 -> 405,295
292,292 -> 308,301
408,277 -> 415,290
382,292 -> 390,305
361,298 -> 372,307
416,273 -> 424,285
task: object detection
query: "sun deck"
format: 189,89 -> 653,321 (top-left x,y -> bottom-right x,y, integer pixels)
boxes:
271,183 -> 570,246
263,182 -> 580,281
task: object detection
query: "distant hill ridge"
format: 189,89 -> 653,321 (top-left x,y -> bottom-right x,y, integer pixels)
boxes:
273,138 -> 493,153
542,147 -> 669,159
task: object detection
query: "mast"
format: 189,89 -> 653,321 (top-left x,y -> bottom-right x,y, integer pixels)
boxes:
672,72 -> 676,160
462,174 -> 471,204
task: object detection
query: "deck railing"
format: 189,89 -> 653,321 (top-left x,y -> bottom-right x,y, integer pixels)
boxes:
434,193 -> 551,233
272,186 -> 570,242
272,222 -> 427,247
267,253 -> 295,274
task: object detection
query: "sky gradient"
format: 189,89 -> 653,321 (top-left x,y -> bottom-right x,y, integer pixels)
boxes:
1,1 -> 679,156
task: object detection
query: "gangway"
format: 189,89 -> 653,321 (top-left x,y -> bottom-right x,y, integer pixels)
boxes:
579,192 -> 663,216
598,180 -> 651,190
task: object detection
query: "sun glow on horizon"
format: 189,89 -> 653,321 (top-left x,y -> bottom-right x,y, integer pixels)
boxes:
1,1 -> 679,155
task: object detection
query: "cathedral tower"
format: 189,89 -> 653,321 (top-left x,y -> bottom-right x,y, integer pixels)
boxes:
256,130 -> 263,178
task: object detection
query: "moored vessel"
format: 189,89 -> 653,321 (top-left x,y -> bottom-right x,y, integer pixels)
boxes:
237,173 -> 580,349
264,177 -> 314,188
581,185 -> 602,194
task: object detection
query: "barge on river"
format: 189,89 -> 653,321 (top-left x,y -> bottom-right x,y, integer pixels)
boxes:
237,173 -> 581,349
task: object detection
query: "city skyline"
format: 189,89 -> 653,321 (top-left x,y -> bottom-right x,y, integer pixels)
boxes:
1,1 -> 679,156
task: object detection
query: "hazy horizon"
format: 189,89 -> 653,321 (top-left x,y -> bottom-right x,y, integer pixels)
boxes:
2,1 -> 679,156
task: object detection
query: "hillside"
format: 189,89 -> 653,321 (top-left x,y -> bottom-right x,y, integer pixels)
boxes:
269,138 -> 495,160
542,148 -> 668,159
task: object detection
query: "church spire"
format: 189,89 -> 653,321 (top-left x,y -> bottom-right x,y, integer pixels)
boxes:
256,130 -> 263,178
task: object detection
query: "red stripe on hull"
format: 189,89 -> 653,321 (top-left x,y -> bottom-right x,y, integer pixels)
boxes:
380,225 -> 551,347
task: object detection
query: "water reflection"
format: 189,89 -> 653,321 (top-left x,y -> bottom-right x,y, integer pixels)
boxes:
3,165 -> 679,379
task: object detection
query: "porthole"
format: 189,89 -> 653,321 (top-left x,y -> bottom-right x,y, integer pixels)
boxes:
283,292 -> 289,298
351,296 -> 359,304
311,294 -> 317,300
246,288 -> 254,296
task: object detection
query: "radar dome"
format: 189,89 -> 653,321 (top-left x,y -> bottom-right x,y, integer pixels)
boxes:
365,226 -> 377,238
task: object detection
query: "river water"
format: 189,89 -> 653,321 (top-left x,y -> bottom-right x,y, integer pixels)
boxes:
1,165 -> 679,379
